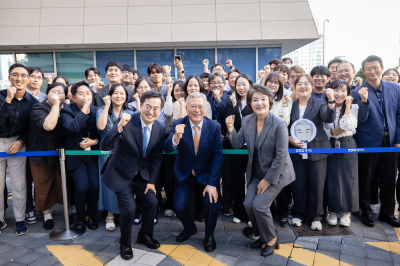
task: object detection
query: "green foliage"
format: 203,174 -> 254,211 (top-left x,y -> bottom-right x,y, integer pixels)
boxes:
355,68 -> 366,83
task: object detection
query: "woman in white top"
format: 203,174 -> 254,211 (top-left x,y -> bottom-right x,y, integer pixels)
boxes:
264,73 -> 292,125
324,80 -> 359,227
173,75 -> 212,120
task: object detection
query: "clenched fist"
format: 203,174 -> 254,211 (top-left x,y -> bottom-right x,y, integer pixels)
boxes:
264,65 -> 271,75
174,124 -> 186,143
167,83 -> 173,95
103,95 -> 111,106
282,94 -> 291,105
325,88 -> 334,101
50,93 -> 60,106
345,95 -> 353,106
226,115 -> 235,134
202,59 -> 209,66
358,87 -> 368,103
225,60 -> 233,68
118,113 -> 131,131
355,77 -> 363,87
46,75 -> 53,84
5,86 -> 16,103
257,70 -> 265,80
229,93 -> 236,107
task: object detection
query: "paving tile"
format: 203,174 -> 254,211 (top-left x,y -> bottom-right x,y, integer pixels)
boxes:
226,236 -> 251,247
290,247 -> 315,261
99,244 -> 120,257
30,255 -> 61,266
51,245 -> 82,260
136,252 -> 166,265
287,258 -> 313,266
238,248 -> 263,262
157,257 -> 185,266
169,245 -> 197,261
390,242 -> 400,254
317,240 -> 341,253
189,250 -> 214,264
340,254 -> 367,266
341,236 -> 366,247
1,246 -> 31,260
14,252 -> 46,264
0,244 -> 14,255
314,250 -> 340,264
234,257 -> 260,266
383,229 -> 396,235
260,254 -> 288,265
274,243 -> 293,257
107,255 -> 139,266
218,244 -> 245,258
365,247 -> 392,262
87,254 -> 115,265
81,243 -> 110,253
349,228 -> 363,237
210,254 -> 237,266
295,236 -> 319,244
363,229 -> 387,241
366,258 -> 393,266
340,243 -> 366,258
66,249 -> 94,263
392,253 -> 400,264
318,235 -> 342,243
387,235 -> 399,242
294,240 -> 317,250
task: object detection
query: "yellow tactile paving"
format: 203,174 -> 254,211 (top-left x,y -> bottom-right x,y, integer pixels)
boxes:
185,261 -> 209,266
289,257 -> 314,266
209,258 -> 227,266
189,250 -> 214,264
274,243 -> 293,257
81,257 -> 104,266
314,252 -> 339,265
67,249 -> 95,263
290,247 -> 316,261
58,260 -> 80,266
51,245 -> 82,260
47,245 -> 103,266
169,245 -> 198,260
389,242 -> 400,254
158,244 -> 179,255
365,241 -> 390,251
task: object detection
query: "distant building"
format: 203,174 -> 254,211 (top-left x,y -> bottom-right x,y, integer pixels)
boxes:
283,35 -> 323,73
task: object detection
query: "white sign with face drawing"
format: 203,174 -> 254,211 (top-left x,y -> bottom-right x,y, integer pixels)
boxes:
290,119 -> 317,159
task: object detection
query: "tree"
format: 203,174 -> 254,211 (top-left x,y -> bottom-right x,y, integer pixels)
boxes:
355,68 -> 366,83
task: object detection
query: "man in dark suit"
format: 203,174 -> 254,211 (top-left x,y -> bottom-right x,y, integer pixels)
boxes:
352,55 -> 400,228
93,61 -> 134,107
100,90 -> 165,260
164,92 -> 223,252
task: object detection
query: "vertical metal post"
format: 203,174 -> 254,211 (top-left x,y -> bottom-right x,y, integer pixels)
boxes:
323,19 -> 329,66
50,148 -> 85,240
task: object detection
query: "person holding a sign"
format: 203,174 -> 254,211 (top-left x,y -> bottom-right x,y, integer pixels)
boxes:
323,80 -> 359,227
288,74 -> 336,231
226,85 -> 295,257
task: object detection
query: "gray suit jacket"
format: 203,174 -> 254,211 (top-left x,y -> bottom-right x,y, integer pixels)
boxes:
227,112 -> 295,192
93,84 -> 134,107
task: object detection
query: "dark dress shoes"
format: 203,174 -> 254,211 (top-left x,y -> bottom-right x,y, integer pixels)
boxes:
250,239 -> 264,249
261,237 -> 280,257
176,226 -> 197,242
222,206 -> 233,217
379,214 -> 400,227
120,243 -> 133,260
43,219 -> 54,230
196,214 -> 205,223
85,217 -> 98,230
204,235 -> 216,252
280,217 -> 288,228
137,234 -> 160,249
72,220 -> 85,230
361,213 -> 374,227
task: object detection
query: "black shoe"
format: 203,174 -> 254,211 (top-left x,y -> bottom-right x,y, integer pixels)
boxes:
176,226 -> 197,242
137,234 -> 160,249
73,220 -> 85,230
204,235 -> 216,252
222,206 -> 233,217
43,219 -> 54,230
85,217 -> 98,230
280,217 -> 288,228
196,215 -> 205,223
250,239 -> 264,249
361,213 -> 374,227
134,214 -> 142,225
120,243 -> 133,260
261,237 -> 279,257
379,214 -> 400,227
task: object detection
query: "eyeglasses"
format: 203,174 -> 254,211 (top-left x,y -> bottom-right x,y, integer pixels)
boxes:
10,73 -> 29,79
137,86 -> 150,91
338,69 -> 351,75
143,104 -> 160,112
210,82 -> 224,86
365,67 -> 380,73
189,105 -> 205,110
122,71 -> 133,75
30,75 -> 43,80
267,80 -> 279,85
213,68 -> 223,73
296,82 -> 312,87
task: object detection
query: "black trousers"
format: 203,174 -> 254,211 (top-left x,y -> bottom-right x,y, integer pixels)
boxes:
291,157 -> 327,221
220,154 -> 234,207
116,174 -> 158,246
25,162 -> 35,213
135,174 -> 160,219
275,186 -> 290,218
358,136 -> 398,216
161,154 -> 176,210
231,153 -> 248,221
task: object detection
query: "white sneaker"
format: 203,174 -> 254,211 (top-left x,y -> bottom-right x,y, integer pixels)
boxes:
327,212 -> 338,226
370,204 -> 377,214
340,213 -> 351,227
164,209 -> 174,217
248,221 -> 252,226
291,218 -> 302,227
232,217 -> 241,224
311,221 -> 322,231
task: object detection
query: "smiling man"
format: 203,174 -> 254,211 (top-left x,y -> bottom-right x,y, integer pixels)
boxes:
310,66 -> 331,100
326,59 -> 343,89
336,61 -> 357,91
26,67 -> 47,102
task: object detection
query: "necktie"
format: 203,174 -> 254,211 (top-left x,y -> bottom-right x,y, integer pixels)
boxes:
143,126 -> 149,157
192,126 -> 199,176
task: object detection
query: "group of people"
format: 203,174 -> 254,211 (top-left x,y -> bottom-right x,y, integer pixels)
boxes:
0,54 -> 400,259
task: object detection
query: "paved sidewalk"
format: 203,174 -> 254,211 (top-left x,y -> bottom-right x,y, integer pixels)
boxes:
1,196 -> 400,266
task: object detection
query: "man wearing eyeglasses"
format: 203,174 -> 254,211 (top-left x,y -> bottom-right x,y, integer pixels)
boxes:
26,67 -> 47,102
336,61 -> 357,91
164,92 -> 223,253
0,63 -> 39,236
93,61 -> 134,107
121,64 -> 138,94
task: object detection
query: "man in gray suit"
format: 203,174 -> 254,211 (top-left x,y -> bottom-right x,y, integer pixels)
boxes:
226,85 -> 295,257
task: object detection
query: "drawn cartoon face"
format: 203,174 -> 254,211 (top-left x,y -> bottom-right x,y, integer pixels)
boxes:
295,124 -> 312,141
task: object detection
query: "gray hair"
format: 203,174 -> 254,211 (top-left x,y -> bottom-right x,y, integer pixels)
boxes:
186,92 -> 207,106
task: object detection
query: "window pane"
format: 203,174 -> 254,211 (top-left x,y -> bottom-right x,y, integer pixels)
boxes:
258,47 -> 281,70
55,52 -> 94,81
16,53 -> 54,72
136,50 -> 175,79
176,49 -> 215,77
96,51 -> 134,80
0,54 -> 14,90
217,48 -> 256,82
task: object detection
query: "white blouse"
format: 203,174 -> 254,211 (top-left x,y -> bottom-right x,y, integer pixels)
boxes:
324,104 -> 359,139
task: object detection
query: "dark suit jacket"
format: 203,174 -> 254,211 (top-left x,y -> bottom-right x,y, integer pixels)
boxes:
93,85 -> 134,107
206,90 -> 231,148
60,104 -> 100,171
288,97 -> 336,162
352,81 -> 400,147
100,112 -> 165,192
226,96 -> 254,134
163,116 -> 223,187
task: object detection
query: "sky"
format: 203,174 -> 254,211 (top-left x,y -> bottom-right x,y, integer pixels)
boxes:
307,0 -> 399,70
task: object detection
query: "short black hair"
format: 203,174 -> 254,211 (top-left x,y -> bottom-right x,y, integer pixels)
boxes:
105,61 -> 123,72
327,58 -> 343,69
140,90 -> 165,109
269,58 -> 284,66
326,80 -> 351,119
199,73 -> 211,79
183,75 -> 204,95
208,73 -> 225,87
147,63 -> 163,75
71,81 -> 90,96
172,80 -> 185,102
85,67 -> 100,78
29,66 -> 44,78
9,63 -> 29,75
53,75 -> 69,85
362,55 -> 383,71
282,57 -> 293,64
210,63 -> 225,72
122,64 -> 135,73
337,60 -> 355,70
133,69 -> 139,76
227,69 -> 242,79
247,85 -> 273,111
108,83 -> 129,116
274,64 -> 290,75
46,82 -> 67,95
310,65 -> 331,78
134,76 -> 154,90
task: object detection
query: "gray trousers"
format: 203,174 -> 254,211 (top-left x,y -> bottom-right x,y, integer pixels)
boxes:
0,136 -> 27,222
243,176 -> 281,243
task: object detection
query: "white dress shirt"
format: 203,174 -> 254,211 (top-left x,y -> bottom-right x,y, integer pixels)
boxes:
172,118 -> 204,148
324,104 -> 359,139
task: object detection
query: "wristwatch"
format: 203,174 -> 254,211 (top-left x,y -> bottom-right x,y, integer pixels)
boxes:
230,65 -> 235,69
181,70 -> 185,74
328,100 -> 336,104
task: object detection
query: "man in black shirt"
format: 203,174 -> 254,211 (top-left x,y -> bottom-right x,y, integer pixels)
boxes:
310,66 -> 330,99
0,63 -> 38,235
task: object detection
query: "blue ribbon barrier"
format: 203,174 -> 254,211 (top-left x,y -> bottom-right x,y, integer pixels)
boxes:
0,151 -> 58,157
288,147 -> 400,154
